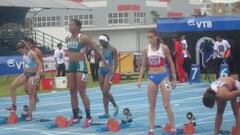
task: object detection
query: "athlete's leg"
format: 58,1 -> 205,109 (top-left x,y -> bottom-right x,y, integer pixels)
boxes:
102,75 -> 118,116
99,75 -> 109,115
76,72 -> 92,128
160,78 -> 175,129
231,98 -> 240,134
7,74 -> 27,110
25,77 -> 37,120
76,73 -> 90,117
67,73 -> 79,119
147,79 -> 158,131
214,99 -> 226,135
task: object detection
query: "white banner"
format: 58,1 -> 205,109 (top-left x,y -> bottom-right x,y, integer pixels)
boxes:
43,56 -> 69,72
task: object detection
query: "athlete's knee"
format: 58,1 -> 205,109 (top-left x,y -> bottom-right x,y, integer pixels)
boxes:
70,90 -> 77,97
28,90 -> 34,97
79,90 -> 87,98
24,87 -> 28,93
163,103 -> 171,110
102,91 -> 109,97
9,83 -> 17,91
217,109 -> 225,115
68,84 -> 75,90
148,102 -> 156,110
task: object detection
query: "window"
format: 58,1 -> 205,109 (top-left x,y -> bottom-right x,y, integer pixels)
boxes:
134,12 -> 146,24
64,14 -> 94,26
108,12 -> 129,25
32,16 -> 61,27
64,16 -> 69,26
32,14 -> 93,28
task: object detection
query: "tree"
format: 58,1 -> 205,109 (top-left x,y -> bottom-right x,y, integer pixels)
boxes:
150,10 -> 160,23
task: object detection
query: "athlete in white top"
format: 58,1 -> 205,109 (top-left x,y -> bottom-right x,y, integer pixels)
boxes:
137,29 -> 176,135
203,77 -> 240,135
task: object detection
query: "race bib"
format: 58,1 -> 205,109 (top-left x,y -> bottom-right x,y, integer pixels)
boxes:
149,56 -> 160,66
164,80 -> 172,91
81,73 -> 87,81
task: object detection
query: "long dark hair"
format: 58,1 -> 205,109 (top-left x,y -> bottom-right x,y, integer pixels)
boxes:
25,38 -> 36,47
147,29 -> 161,48
71,19 -> 82,32
202,88 -> 216,108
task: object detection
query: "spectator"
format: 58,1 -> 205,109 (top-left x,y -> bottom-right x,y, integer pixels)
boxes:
213,35 -> 231,79
180,35 -> 191,80
87,49 -> 99,82
54,43 -> 66,77
173,35 -> 186,83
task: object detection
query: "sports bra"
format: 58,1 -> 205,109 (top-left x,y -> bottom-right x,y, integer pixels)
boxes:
100,45 -> 114,67
147,44 -> 165,68
23,53 -> 37,69
67,34 -> 85,52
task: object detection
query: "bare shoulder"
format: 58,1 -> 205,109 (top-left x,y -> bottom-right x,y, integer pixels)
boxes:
162,44 -> 169,51
162,44 -> 171,55
111,45 -> 117,52
80,34 -> 90,43
80,33 -> 89,39
36,48 -> 42,54
142,48 -> 148,55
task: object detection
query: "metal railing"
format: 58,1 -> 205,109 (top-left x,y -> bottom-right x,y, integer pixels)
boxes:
30,30 -> 66,54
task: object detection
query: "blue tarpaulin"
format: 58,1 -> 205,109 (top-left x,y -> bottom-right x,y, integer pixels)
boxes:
157,16 -> 240,33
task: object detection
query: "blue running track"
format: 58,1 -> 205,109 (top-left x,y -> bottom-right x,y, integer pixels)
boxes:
0,82 -> 235,135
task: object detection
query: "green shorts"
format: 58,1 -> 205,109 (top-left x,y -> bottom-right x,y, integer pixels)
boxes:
67,60 -> 87,73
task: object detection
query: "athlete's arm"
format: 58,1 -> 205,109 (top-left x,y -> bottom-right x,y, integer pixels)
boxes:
217,87 -> 240,100
35,48 -> 44,71
137,49 -> 147,88
80,34 -> 105,62
112,47 -> 118,74
30,51 -> 42,79
163,45 -> 177,88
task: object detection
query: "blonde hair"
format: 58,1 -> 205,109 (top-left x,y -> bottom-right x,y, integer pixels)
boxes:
16,40 -> 27,50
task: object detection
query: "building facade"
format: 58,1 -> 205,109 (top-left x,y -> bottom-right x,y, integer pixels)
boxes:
26,0 -> 202,52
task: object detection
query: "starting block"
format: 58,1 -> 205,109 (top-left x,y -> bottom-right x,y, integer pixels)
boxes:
0,105 -> 29,125
96,118 -> 131,132
183,123 -> 195,135
96,107 -> 133,132
162,123 -> 176,135
46,115 -> 79,129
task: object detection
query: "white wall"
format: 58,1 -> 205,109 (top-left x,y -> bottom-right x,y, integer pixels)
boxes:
36,27 -> 69,42
36,27 -> 151,52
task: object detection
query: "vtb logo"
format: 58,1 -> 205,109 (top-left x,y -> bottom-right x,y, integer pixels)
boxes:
187,19 -> 212,28
7,59 -> 23,70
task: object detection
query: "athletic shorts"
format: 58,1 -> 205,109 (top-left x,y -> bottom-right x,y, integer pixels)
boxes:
67,61 -> 87,73
148,73 -> 168,85
98,67 -> 112,77
24,72 -> 36,78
